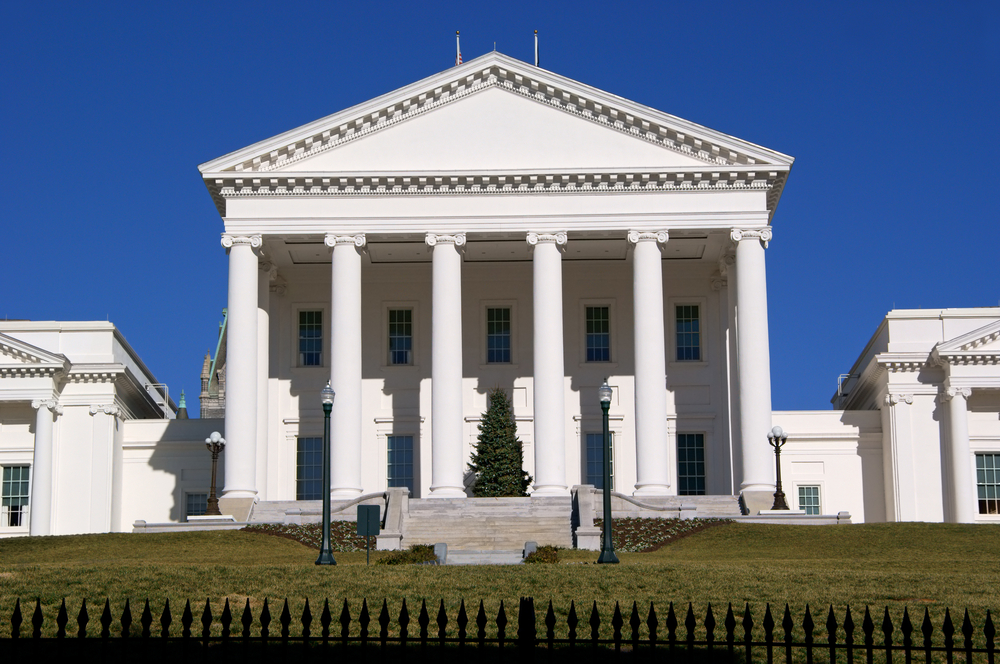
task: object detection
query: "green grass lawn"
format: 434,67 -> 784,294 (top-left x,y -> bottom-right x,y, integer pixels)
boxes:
1,522 -> 997,639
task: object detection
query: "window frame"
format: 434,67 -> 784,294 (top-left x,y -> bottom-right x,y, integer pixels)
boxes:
480,301 -> 518,366
184,492 -> 208,520
382,302 -> 420,367
677,432 -> 707,496
584,431 -> 615,491
387,434 -> 416,495
579,299 -> 617,366
976,453 -> 1000,516
797,485 -> 822,516
297,309 -> 324,367
296,436 -> 324,501
669,297 -> 708,366
292,305 -> 327,369
1,464 -> 30,529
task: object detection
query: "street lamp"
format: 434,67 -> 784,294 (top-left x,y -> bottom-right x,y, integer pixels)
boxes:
597,379 -> 619,564
316,381 -> 337,565
204,432 -> 225,516
768,426 -> 790,510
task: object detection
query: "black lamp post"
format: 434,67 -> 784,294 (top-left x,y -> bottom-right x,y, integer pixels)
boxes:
204,432 -> 225,516
597,379 -> 619,564
316,381 -> 337,565
768,426 -> 790,510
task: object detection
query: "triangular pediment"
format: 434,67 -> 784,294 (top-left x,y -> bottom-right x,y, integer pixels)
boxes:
937,319 -> 1000,355
200,52 -> 793,176
0,333 -> 70,371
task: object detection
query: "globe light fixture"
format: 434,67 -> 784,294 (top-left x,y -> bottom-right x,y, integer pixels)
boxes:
316,381 -> 337,565
597,379 -> 619,564
768,425 -> 790,510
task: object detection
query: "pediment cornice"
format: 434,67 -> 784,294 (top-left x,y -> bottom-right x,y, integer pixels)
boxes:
200,53 -> 792,218
931,319 -> 1000,366
0,333 -> 70,378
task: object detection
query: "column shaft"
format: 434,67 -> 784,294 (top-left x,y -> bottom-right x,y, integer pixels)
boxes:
946,387 -> 975,523
256,262 -> 271,500
427,234 -> 466,497
630,231 -> 670,496
221,235 -> 260,500
732,229 -> 774,492
29,401 -> 56,536
528,233 -> 567,496
327,235 -> 365,497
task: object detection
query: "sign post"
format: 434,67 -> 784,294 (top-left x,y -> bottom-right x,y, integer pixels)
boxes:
357,505 -> 381,565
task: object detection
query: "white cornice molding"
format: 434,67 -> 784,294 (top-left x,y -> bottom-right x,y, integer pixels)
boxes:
875,354 -> 931,373
66,364 -> 126,383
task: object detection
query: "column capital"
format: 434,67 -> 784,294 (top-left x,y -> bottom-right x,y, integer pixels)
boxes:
259,260 -> 278,281
324,233 -> 366,248
526,232 -> 567,246
718,252 -> 736,276
711,278 -> 727,291
31,399 -> 63,415
730,227 -> 772,248
627,230 -> 668,245
221,234 -> 262,249
89,404 -> 123,417
425,233 -> 466,247
884,393 -> 914,406
942,386 -> 972,401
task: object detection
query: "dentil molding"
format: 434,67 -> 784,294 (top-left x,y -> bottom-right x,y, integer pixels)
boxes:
731,227 -> 773,248
526,232 -> 567,246
627,230 -> 668,245
221,234 -> 262,249
324,234 -> 367,248
31,399 -> 63,415
884,393 -> 913,406
425,233 -> 467,247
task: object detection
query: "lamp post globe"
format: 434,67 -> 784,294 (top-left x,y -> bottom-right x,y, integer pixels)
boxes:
768,425 -> 790,511
316,381 -> 337,565
597,379 -> 619,564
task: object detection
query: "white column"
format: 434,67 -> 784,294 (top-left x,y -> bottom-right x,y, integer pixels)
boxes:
944,386 -> 976,523
325,234 -> 366,498
256,261 -> 273,500
220,234 -> 261,500
628,230 -> 671,496
721,251 -> 742,491
527,232 -> 568,496
426,233 -> 467,498
30,399 -> 61,536
731,228 -> 775,493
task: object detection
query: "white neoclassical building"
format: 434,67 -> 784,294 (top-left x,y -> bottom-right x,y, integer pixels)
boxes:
196,51 -> 793,520
2,53 -> 998,539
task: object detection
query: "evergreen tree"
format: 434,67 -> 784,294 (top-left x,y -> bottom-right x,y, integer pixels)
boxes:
468,386 -> 532,496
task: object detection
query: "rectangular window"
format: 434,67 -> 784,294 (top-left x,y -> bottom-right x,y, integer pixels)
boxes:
586,306 -> 611,362
585,432 -> 614,491
299,311 -> 323,366
387,435 -> 414,494
388,309 -> 413,365
1,466 -> 29,527
676,305 -> 701,361
798,486 -> 821,515
677,433 -> 706,495
486,307 -> 511,363
977,453 -> 999,515
185,493 -> 208,518
297,437 -> 324,500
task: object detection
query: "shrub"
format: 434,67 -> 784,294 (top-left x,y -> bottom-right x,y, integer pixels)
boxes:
523,545 -> 559,564
375,544 -> 438,565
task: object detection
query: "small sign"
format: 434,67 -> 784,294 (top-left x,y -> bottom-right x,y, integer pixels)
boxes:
357,504 -> 380,537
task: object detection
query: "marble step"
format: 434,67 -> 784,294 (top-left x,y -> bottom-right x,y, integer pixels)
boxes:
444,550 -> 525,565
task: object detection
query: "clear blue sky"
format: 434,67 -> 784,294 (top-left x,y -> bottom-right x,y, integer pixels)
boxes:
3,1 -> 997,414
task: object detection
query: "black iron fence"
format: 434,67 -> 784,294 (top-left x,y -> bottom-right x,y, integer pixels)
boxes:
1,597 -> 996,663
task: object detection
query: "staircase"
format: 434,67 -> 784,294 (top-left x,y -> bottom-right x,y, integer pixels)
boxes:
401,497 -> 573,551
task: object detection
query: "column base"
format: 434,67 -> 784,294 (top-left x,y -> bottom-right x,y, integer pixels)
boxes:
330,488 -> 363,499
427,486 -> 467,498
531,485 -> 569,497
633,485 -> 672,497
217,496 -> 256,522
739,490 -> 777,515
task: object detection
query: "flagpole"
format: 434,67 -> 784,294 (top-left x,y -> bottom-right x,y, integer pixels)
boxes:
456,30 -> 461,66
534,30 -> 538,67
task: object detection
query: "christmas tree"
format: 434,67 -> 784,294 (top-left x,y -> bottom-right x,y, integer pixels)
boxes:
468,386 -> 532,497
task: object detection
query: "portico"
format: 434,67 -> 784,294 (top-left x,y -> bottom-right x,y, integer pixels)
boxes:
200,51 -> 792,510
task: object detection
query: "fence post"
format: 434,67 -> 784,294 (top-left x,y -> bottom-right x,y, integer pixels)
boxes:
901,607 -> 913,664
882,607 -> 894,664
140,600 -> 152,639
827,606 -> 839,664
763,603 -> 775,664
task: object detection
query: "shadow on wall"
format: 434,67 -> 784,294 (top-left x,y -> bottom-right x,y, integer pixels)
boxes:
127,419 -> 225,526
